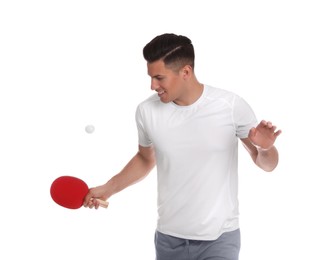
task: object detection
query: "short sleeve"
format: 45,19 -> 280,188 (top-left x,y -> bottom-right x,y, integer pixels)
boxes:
135,105 -> 153,147
233,96 -> 258,138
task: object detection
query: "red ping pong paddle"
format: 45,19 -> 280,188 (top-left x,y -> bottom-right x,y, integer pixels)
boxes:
50,175 -> 108,209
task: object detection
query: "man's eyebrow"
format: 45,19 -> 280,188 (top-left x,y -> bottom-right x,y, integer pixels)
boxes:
148,73 -> 164,78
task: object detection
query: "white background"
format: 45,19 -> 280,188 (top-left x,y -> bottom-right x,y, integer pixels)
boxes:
1,0 -> 321,259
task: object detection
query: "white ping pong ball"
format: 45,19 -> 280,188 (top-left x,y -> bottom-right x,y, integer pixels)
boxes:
85,125 -> 95,134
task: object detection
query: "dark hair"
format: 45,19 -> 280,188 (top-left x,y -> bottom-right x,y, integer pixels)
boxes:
143,33 -> 195,71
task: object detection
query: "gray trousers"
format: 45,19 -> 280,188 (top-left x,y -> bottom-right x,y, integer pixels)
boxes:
155,229 -> 241,260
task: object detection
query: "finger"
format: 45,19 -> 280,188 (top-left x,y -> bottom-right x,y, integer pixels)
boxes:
83,193 -> 92,207
95,200 -> 100,210
267,121 -> 273,128
84,187 -> 97,206
248,127 -> 256,138
274,129 -> 282,137
260,120 -> 267,126
88,200 -> 95,209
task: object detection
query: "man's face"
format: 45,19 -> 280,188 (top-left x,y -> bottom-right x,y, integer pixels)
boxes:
147,60 -> 185,104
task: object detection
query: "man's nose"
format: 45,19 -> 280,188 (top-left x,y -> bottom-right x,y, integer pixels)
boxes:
151,79 -> 158,91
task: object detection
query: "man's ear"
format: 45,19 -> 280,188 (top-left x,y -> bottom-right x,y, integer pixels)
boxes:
181,64 -> 193,79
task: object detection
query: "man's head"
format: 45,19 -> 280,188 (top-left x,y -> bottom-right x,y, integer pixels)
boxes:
143,33 -> 195,72
143,33 -> 201,106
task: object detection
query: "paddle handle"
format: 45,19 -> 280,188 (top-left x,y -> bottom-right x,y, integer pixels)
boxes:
91,198 -> 109,208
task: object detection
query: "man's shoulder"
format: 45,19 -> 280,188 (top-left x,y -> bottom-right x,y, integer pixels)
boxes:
205,85 -> 240,103
137,93 -> 161,110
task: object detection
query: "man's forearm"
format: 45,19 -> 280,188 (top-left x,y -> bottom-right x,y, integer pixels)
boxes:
255,146 -> 279,172
104,151 -> 156,198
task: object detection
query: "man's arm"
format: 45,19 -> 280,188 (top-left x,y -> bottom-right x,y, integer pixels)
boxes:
241,120 -> 281,172
83,145 -> 156,209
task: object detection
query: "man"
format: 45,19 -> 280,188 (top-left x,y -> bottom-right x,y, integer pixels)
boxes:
84,33 -> 281,260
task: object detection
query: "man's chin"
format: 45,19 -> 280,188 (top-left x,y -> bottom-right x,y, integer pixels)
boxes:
159,97 -> 171,103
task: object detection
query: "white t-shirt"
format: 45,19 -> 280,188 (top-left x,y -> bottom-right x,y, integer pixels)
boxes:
135,85 -> 257,240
